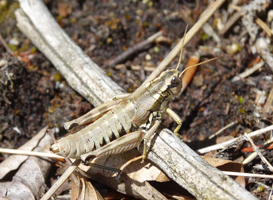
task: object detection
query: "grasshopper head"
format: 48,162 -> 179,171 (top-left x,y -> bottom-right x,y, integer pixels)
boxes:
160,69 -> 182,97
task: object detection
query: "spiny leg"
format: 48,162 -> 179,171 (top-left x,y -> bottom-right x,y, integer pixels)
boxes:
166,108 -> 182,136
80,130 -> 145,163
88,163 -> 122,181
81,129 -> 145,181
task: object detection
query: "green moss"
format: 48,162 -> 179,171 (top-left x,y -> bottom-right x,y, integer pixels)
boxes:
143,21 -> 149,27
238,96 -> 244,104
153,46 -> 159,53
8,44 -> 17,51
257,186 -> 264,192
236,43 -> 242,52
30,46 -> 37,53
239,108 -> 245,114
54,72 -> 63,82
20,44 -> 30,52
201,33 -> 209,41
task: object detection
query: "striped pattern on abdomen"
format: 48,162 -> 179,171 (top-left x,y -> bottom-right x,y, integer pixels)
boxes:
55,101 -> 137,158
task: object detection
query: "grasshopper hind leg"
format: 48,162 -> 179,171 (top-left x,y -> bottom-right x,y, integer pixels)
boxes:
80,130 -> 145,163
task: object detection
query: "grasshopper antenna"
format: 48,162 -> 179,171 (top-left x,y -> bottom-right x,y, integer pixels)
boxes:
179,57 -> 217,78
175,25 -> 216,78
176,25 -> 188,71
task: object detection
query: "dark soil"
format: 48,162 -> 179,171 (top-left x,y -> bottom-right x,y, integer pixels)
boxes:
1,0 -> 273,199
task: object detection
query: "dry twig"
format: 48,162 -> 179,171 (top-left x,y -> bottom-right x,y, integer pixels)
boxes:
219,11 -> 244,35
0,33 -> 13,55
41,159 -> 81,200
103,31 -> 162,68
243,137 -> 273,165
255,18 -> 273,36
255,38 -> 273,72
243,133 -> 273,172
0,148 -> 64,160
223,171 -> 273,179
231,60 -> 264,82
263,88 -> 273,113
198,125 -> 273,154
209,121 -> 238,139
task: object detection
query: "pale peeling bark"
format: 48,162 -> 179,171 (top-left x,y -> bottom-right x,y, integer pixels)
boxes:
15,0 -> 257,199
16,1 -> 123,107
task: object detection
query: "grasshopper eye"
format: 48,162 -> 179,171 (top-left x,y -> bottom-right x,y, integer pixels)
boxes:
170,76 -> 179,88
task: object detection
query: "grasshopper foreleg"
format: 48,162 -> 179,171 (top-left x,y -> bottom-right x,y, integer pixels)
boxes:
166,108 -> 182,136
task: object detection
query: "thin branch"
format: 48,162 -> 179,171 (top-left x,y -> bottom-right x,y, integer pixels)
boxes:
243,137 -> 273,165
0,148 -> 64,160
255,38 -> 273,72
103,31 -> 162,68
255,18 -> 273,37
223,171 -> 273,179
263,87 -> 273,113
219,11 -> 244,35
268,184 -> 273,200
0,33 -> 13,55
244,133 -> 273,172
231,61 -> 264,82
198,125 -> 273,154
209,121 -> 238,139
41,159 -> 81,200
142,0 -> 226,85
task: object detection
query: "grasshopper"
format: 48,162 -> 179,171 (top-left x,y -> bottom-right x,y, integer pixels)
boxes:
50,68 -> 183,163
50,32 -> 214,163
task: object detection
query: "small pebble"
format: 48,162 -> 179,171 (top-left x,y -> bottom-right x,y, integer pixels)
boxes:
0,59 -> 7,67
9,38 -> 19,46
145,54 -> 151,61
